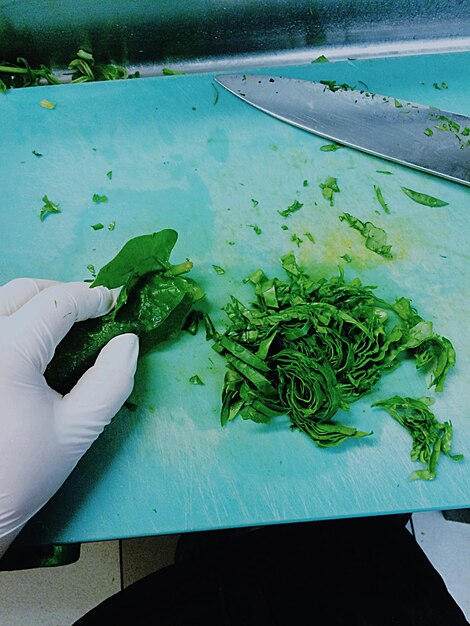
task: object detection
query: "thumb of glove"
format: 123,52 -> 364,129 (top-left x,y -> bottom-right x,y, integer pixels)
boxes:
56,333 -> 140,458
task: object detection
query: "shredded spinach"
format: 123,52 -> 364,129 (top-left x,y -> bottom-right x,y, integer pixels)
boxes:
400,187 -> 449,207
278,199 -> 303,218
373,396 -> 463,480
46,230 -> 203,393
0,49 -> 139,92
210,254 -> 454,450
374,185 -> 391,214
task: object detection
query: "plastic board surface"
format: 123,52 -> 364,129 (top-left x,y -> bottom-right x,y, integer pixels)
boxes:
1,52 -> 469,544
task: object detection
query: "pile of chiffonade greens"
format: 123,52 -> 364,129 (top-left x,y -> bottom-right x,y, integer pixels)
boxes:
207,252 -> 461,480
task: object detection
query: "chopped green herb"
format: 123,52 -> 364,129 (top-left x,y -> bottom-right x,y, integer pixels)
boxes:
374,185 -> 391,214
424,128 -> 434,137
210,254 -> 455,454
212,264 -> 226,275
433,82 -> 448,90
0,50 -> 138,92
108,221 -> 116,231
212,82 -> 220,105
319,177 -> 340,206
393,98 -> 403,108
320,80 -> 354,93
290,233 -> 303,247
87,264 -> 96,277
91,223 -> 104,230
189,375 -> 205,385
248,224 -> 262,235
400,187 -> 449,207
32,150 -> 43,157
162,67 -> 185,75
281,224 -> 289,231
39,195 -> 61,221
68,49 -> 134,82
340,253 -> 352,263
303,232 -> 315,243
339,212 -> 392,258
376,170 -> 393,175
320,143 -> 343,152
311,54 -> 329,63
92,193 -> 108,204
373,396 -> 462,480
278,199 -> 304,218
251,198 -> 259,208
303,179 -> 309,187
106,170 -> 113,180
39,99 -> 56,109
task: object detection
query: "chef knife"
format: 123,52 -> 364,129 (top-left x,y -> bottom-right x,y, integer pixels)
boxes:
215,73 -> 470,186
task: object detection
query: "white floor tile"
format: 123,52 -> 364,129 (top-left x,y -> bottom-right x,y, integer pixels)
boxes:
412,510 -> 470,622
0,540 -> 121,626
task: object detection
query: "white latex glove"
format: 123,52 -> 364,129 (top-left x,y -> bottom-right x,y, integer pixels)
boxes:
0,278 -> 139,559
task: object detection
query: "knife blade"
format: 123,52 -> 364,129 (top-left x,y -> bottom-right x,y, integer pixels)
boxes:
215,73 -> 470,186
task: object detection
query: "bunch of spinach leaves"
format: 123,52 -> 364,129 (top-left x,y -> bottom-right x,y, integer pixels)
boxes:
46,230 -> 203,394
210,253 -> 455,451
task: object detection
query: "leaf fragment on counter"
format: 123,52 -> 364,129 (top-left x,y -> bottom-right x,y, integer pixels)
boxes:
319,177 -> 340,206
400,187 -> 449,207
91,223 -> 104,230
373,396 -> 463,480
39,195 -> 61,221
320,143 -> 343,152
278,199 -> 303,217
311,54 -> 329,63
212,264 -> 226,275
162,67 -> 185,75
374,185 -> 391,214
339,212 -> 392,258
189,375 -> 205,385
92,193 -> 108,204
39,99 -> 56,109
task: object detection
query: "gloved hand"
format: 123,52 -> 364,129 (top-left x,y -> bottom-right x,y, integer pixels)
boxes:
0,278 -> 139,559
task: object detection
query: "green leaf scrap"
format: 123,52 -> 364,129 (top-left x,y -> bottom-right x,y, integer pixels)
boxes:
373,396 -> 463,480
339,212 -> 392,258
39,195 -> 61,221
400,187 -> 449,207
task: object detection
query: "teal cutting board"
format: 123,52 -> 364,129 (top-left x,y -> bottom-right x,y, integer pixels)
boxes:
1,52 -> 469,545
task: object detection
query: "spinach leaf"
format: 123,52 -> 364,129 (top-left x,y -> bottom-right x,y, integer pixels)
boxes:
400,187 -> 449,207
46,230 -> 203,394
372,396 -> 463,480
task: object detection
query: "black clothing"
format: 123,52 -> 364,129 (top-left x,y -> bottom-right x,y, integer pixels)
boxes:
74,514 -> 468,625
